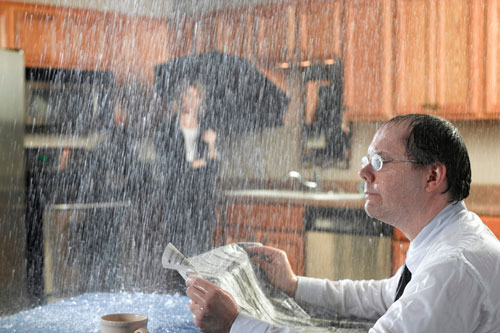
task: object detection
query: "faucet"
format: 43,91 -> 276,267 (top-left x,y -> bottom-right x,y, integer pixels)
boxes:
285,170 -> 347,193
286,171 -> 319,191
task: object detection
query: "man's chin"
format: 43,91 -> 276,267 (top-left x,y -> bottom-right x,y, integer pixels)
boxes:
364,201 -> 381,220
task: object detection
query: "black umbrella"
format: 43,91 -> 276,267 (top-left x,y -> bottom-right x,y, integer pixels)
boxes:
153,51 -> 289,134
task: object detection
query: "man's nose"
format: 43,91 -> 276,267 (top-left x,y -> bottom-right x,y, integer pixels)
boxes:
359,164 -> 374,183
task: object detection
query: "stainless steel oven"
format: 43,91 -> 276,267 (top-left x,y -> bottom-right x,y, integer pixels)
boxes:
24,67 -> 114,302
25,67 -> 114,135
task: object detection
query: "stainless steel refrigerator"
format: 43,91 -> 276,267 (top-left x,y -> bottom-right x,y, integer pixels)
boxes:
0,49 -> 27,315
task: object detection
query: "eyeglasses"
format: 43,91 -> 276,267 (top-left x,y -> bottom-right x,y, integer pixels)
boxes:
361,153 -> 418,172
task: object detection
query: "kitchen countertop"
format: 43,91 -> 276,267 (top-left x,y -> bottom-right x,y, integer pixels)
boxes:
24,133 -> 101,149
222,183 -> 500,215
223,189 -> 365,209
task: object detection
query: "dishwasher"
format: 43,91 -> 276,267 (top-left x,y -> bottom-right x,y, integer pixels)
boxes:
305,207 -> 392,281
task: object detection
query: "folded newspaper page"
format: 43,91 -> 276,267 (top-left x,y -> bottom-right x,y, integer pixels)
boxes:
161,242 -> 199,280
162,243 -> 372,332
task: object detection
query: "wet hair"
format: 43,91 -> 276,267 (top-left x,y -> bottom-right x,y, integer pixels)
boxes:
383,114 -> 471,203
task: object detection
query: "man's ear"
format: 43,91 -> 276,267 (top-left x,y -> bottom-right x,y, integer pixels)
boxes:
425,162 -> 447,193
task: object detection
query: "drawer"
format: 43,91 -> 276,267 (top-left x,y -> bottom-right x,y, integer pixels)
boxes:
223,203 -> 305,232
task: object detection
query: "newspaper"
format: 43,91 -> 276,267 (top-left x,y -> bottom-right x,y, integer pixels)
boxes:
162,242 -> 371,332
161,242 -> 199,280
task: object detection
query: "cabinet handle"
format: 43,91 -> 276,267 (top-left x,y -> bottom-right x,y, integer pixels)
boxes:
421,103 -> 440,110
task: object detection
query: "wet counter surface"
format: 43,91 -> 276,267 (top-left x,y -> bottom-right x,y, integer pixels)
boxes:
0,292 -> 369,332
0,293 -> 196,332
223,189 -> 366,209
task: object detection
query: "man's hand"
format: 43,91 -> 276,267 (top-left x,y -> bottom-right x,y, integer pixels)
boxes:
246,245 -> 298,297
186,276 -> 239,333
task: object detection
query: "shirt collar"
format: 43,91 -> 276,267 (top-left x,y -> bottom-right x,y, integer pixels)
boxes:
405,201 -> 467,273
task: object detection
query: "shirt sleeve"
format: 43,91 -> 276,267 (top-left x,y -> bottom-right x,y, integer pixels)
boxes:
230,312 -> 299,333
370,259 -> 485,332
230,273 -> 398,332
294,275 -> 396,320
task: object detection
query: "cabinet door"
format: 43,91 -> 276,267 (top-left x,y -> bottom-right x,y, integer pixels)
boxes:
215,11 -> 254,58
298,0 -> 342,61
13,6 -> 59,67
223,203 -> 304,232
217,202 -> 305,275
133,18 -> 172,82
391,239 -> 410,276
216,227 -> 304,276
391,228 -> 409,275
193,16 -> 216,55
394,0 -> 485,119
259,230 -> 304,276
152,17 -> 193,61
343,0 -> 393,121
0,5 -> 13,49
57,10 -> 111,70
486,0 -> 500,117
482,216 -> 500,239
115,15 -> 173,84
254,3 -> 296,62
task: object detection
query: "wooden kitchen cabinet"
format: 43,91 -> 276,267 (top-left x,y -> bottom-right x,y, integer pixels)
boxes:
342,0 -> 494,121
216,202 -> 305,275
253,3 -> 296,63
1,1 -> 188,84
486,0 -> 500,117
192,16 -> 217,55
131,18 -> 174,81
12,5 -> 60,68
215,11 -> 254,58
391,228 -> 409,275
110,15 -> 174,84
482,216 -> 500,239
260,230 -> 304,275
393,0 -> 485,119
297,0 -> 342,62
6,3 -> 113,70
4,0 -> 499,121
0,5 -> 13,49
343,0 -> 393,121
56,9 -> 111,70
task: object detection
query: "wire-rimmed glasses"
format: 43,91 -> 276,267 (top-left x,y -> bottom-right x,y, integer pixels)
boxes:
361,153 -> 418,171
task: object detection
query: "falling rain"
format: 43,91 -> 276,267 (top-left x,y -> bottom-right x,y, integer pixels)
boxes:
1,0 -> 500,331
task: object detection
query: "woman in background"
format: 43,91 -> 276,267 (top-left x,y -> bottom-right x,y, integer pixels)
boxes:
157,79 -> 219,260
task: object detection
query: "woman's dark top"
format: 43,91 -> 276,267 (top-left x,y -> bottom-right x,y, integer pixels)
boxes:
155,116 -> 219,257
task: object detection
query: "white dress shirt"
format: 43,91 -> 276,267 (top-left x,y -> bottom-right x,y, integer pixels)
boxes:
231,201 -> 500,332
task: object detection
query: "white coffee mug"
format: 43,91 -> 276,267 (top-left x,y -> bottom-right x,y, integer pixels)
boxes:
101,313 -> 149,333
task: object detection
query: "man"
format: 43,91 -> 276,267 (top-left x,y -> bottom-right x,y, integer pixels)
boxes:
186,114 -> 500,332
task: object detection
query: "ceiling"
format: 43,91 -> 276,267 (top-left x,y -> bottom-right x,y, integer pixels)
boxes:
14,0 -> 280,17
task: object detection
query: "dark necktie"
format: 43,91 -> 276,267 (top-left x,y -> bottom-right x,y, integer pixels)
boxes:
394,264 -> 412,301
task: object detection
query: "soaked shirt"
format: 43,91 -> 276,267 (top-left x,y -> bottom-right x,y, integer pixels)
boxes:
231,201 -> 500,332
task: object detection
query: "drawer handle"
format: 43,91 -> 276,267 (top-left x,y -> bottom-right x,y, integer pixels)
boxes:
422,103 -> 440,110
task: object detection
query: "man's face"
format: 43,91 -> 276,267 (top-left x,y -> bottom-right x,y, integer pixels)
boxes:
359,123 -> 427,228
